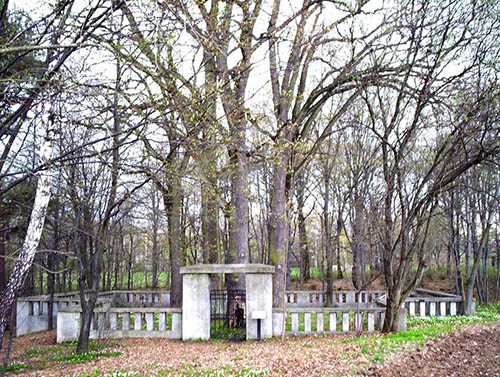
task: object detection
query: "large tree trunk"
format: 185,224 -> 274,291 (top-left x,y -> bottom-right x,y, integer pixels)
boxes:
352,194 -> 366,291
0,125 -> 54,350
270,155 -> 288,308
335,213 -> 343,279
201,51 -> 219,270
47,195 -> 59,330
163,178 -> 184,308
296,171 -> 309,289
151,188 -> 160,291
228,127 -> 249,291
77,63 -> 121,353
0,231 -> 6,294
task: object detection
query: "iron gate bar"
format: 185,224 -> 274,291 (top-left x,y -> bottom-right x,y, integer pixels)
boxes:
210,289 -> 246,341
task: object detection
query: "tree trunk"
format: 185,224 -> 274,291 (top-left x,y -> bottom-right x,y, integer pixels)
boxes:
228,132 -> 249,290
0,125 -> 55,350
0,231 -> 6,294
270,154 -> 288,308
296,170 -> 309,289
335,214 -> 343,279
352,195 -> 364,291
163,178 -> 183,308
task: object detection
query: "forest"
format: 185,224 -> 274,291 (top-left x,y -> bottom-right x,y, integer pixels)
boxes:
1,0 -> 500,360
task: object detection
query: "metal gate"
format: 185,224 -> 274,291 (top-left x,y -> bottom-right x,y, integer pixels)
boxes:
210,289 -> 246,341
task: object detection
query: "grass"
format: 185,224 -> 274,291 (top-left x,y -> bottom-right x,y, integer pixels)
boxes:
331,303 -> 500,364
177,364 -> 271,377
52,350 -> 122,363
3,362 -> 28,371
290,267 -> 324,281
24,345 -> 63,358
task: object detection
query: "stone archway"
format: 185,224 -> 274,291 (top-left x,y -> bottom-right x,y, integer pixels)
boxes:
180,264 -> 274,341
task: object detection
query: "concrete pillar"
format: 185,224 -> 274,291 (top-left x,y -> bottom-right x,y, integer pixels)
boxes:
182,273 -> 210,340
57,311 -> 80,343
393,307 -> 407,332
346,292 -> 355,304
246,273 -> 273,339
297,292 -> 308,306
16,301 -> 30,336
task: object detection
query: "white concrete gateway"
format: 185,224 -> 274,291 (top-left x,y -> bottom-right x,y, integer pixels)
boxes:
180,264 -> 275,341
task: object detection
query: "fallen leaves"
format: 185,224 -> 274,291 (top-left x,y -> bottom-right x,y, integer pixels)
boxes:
2,322 -> 500,377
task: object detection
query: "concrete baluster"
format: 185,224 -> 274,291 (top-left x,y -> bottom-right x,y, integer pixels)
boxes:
430,302 -> 436,316
409,302 -> 415,317
317,313 -> 324,332
450,302 -> 457,316
134,312 -> 142,330
419,301 -> 426,317
146,313 -> 154,331
368,313 -> 374,332
110,313 -> 117,330
440,302 -> 446,317
342,313 -> 349,332
305,313 -> 311,332
292,313 -> 299,332
159,312 -> 166,331
330,312 -> 337,332
122,313 -> 130,331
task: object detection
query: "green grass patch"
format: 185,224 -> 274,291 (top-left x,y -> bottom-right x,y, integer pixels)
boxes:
178,365 -> 271,377
290,267 -> 323,280
3,362 -> 28,372
334,304 -> 500,365
52,350 -> 122,364
24,345 -> 64,358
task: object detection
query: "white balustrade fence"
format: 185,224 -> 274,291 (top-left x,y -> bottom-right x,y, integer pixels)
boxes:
278,306 -> 386,335
404,289 -> 465,317
18,288 -> 468,340
57,307 -> 182,342
285,291 -> 385,307
16,290 -> 171,337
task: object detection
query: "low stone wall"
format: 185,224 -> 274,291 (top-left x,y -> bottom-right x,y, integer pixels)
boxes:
16,296 -> 81,336
57,306 -> 182,343
16,290 -> 171,337
18,288 -> 468,340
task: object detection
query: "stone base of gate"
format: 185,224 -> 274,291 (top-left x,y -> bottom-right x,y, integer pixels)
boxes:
180,264 -> 274,341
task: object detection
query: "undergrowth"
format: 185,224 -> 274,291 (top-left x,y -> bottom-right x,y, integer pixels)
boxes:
77,366 -> 271,377
53,350 -> 122,363
3,362 -> 28,371
337,304 -> 500,364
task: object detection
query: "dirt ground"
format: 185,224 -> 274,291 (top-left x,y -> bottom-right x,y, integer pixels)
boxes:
2,322 -> 500,377
364,322 -> 500,377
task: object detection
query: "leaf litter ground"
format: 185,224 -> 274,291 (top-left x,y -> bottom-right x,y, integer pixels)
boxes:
2,321 -> 499,376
